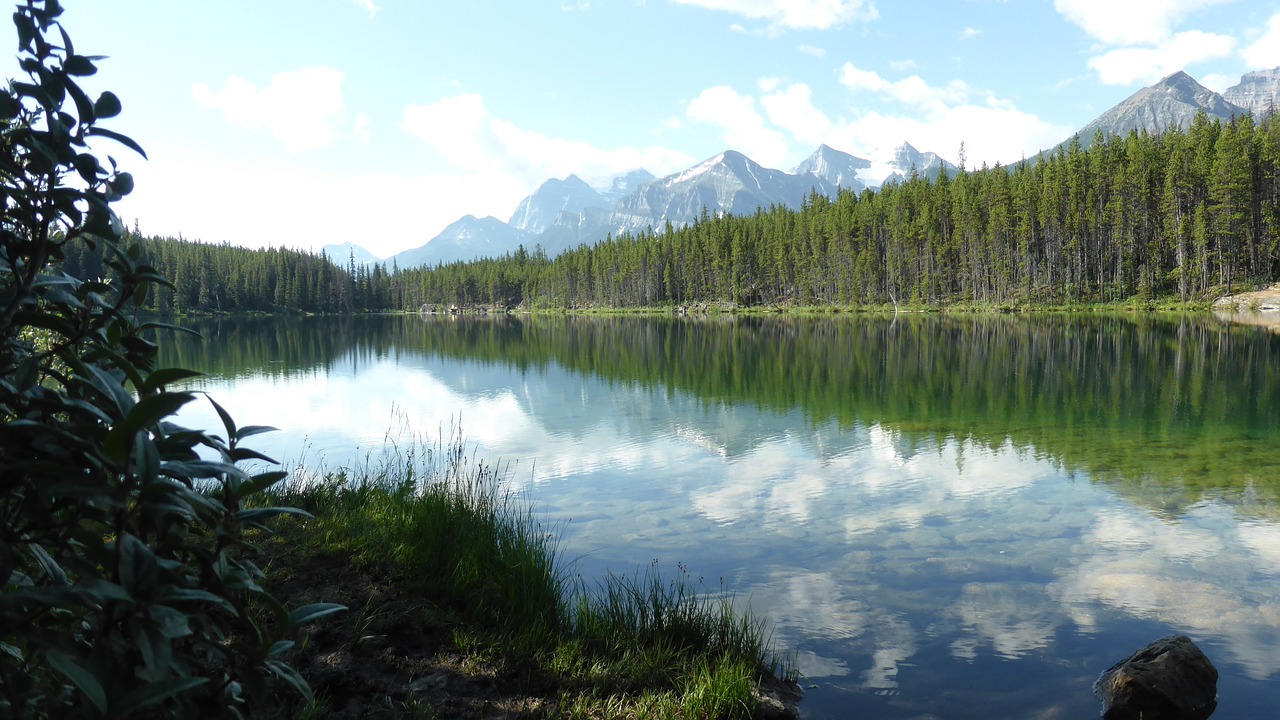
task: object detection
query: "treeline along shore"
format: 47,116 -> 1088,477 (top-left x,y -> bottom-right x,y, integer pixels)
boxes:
64,111 -> 1280,314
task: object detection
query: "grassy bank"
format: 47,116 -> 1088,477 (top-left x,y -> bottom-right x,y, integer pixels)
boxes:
255,436 -> 796,719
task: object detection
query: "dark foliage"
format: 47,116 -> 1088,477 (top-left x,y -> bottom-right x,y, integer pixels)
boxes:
0,3 -> 341,717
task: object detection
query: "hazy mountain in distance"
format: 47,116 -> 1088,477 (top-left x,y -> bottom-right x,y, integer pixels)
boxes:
599,168 -> 657,201
878,142 -> 957,185
606,150 -> 838,237
391,215 -> 518,268
791,144 -> 870,193
322,241 -> 381,265
1223,67 -> 1280,117
508,175 -> 609,237
389,146 -> 956,269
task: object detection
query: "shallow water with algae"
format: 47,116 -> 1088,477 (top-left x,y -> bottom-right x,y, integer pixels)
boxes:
163,313 -> 1280,719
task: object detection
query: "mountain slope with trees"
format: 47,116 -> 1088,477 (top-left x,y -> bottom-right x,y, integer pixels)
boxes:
66,111 -> 1279,315
394,112 -> 1280,310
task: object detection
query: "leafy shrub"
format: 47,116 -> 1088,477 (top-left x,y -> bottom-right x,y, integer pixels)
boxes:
0,2 -> 342,717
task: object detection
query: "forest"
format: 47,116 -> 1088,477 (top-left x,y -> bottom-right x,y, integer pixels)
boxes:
63,111 -> 1280,313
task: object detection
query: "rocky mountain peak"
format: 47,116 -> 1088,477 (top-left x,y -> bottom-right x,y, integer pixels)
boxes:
508,174 -> 608,235
792,144 -> 871,192
1066,70 -> 1245,151
1224,67 -> 1280,117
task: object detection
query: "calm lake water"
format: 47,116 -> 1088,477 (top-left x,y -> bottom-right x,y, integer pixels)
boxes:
162,313 -> 1280,719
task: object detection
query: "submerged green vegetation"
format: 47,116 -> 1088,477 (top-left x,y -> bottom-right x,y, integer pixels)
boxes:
162,313 -> 1280,517
259,436 -> 792,718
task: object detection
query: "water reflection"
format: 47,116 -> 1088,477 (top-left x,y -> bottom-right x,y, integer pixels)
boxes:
160,314 -> 1280,719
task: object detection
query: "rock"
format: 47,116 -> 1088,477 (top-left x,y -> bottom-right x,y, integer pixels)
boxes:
754,664 -> 803,720
1093,635 -> 1217,719
407,671 -> 449,696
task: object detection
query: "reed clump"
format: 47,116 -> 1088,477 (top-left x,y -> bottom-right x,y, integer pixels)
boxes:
256,427 -> 794,718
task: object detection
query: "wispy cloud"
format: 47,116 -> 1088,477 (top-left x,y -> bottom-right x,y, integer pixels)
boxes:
685,85 -> 790,167
1087,30 -> 1235,85
1241,11 -> 1280,67
401,93 -> 691,186
1053,0 -> 1234,46
670,0 -> 879,30
192,67 -> 348,153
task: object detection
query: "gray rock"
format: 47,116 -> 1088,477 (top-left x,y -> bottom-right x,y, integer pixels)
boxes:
1093,635 -> 1217,719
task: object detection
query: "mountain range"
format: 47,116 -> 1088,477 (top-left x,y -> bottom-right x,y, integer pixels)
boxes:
327,67 -> 1279,270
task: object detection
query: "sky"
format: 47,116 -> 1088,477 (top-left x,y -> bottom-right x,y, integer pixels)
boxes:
12,0 -> 1280,259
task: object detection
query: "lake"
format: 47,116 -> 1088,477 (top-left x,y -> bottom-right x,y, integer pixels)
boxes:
162,313 -> 1280,719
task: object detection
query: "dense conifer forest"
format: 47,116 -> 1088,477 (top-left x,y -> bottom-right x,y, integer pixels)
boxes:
66,112 -> 1280,313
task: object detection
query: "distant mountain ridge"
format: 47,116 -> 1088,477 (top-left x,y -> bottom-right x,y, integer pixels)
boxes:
1224,67 -> 1280,117
383,142 -> 946,269
344,66 -> 1278,270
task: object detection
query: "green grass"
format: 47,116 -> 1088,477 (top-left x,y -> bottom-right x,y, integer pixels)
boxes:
258,429 -> 792,718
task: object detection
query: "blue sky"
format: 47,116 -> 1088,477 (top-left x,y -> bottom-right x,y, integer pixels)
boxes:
17,0 -> 1280,258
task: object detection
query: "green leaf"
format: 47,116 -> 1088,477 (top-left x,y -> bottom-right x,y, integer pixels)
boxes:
85,126 -> 147,159
156,587 -> 235,612
235,424 -> 278,440
64,75 -> 93,123
268,640 -> 295,658
235,507 -> 312,525
117,677 -> 209,716
0,642 -> 23,662
46,651 -> 108,714
111,171 -> 134,196
118,534 -> 159,597
141,367 -> 203,394
264,659 -> 314,704
125,392 -> 195,432
64,54 -> 97,77
229,447 -> 277,464
94,90 -> 121,118
239,470 -> 289,497
28,543 -> 70,586
73,578 -> 134,605
149,604 -> 193,639
288,602 -> 347,628
207,396 -> 236,443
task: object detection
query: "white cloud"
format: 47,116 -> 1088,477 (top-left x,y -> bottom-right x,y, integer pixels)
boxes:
669,0 -> 878,30
838,63 -> 891,94
688,66 -> 1066,177
1241,11 -> 1280,68
798,44 -> 827,57
757,76 -> 783,93
832,65 -> 1069,165
1199,72 -> 1234,93
353,113 -> 372,144
192,67 -> 347,154
685,85 -> 790,167
353,0 -> 379,18
1087,30 -> 1235,85
400,93 -> 691,188
839,63 -> 972,113
960,26 -> 982,39
761,83 -> 833,146
113,142 -> 528,260
1053,0 -> 1234,46
888,58 -> 917,72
